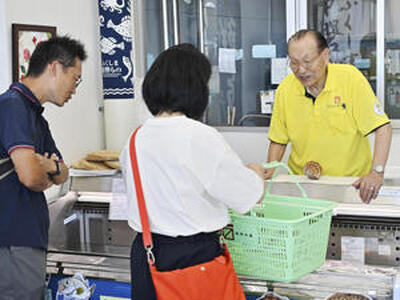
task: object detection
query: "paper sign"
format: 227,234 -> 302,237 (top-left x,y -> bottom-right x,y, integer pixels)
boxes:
354,58 -> 370,70
271,58 -> 289,84
365,237 -> 378,253
109,178 -> 129,220
218,48 -> 236,74
209,65 -> 220,94
260,90 -> 275,114
235,49 -> 243,60
341,236 -> 365,264
252,44 -> 276,58
378,245 -> 391,256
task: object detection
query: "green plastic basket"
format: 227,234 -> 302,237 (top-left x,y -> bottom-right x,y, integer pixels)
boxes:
224,161 -> 337,283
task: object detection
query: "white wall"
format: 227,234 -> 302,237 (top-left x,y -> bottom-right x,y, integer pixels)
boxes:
219,129 -> 269,163
3,0 -> 105,165
103,0 -> 152,150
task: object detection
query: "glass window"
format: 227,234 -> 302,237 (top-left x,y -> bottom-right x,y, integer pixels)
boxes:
178,0 -> 199,47
143,0 -> 163,71
143,0 -> 287,127
203,1 -> 287,127
308,0 -> 377,92
385,0 -> 400,119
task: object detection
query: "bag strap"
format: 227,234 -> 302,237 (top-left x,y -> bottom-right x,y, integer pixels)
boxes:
129,127 -> 155,259
128,126 -> 226,264
0,158 -> 14,181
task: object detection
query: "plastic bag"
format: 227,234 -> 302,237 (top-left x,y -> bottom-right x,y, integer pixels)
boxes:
56,273 -> 95,300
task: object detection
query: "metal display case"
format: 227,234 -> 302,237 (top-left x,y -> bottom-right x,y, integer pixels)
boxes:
47,173 -> 400,299
328,215 -> 400,266
48,174 -> 135,257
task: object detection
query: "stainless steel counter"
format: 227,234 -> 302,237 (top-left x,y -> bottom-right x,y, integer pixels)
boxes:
47,251 -> 130,282
47,173 -> 400,299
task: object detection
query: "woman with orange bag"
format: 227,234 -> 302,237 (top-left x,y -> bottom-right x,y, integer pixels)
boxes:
120,43 -> 266,300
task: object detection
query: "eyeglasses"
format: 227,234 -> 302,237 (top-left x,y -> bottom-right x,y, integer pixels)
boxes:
288,51 -> 323,71
75,77 -> 82,88
57,61 -> 82,88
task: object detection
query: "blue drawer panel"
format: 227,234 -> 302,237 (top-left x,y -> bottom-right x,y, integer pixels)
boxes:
48,275 -> 259,300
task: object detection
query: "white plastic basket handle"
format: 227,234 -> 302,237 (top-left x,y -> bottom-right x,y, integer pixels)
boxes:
263,161 -> 308,199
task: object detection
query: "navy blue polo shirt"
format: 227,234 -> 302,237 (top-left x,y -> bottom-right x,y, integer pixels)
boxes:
0,82 -> 63,250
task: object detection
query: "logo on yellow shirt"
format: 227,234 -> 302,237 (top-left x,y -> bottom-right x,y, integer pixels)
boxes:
373,101 -> 384,116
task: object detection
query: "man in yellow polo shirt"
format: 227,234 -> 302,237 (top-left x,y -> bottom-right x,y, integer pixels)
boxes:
266,29 -> 392,204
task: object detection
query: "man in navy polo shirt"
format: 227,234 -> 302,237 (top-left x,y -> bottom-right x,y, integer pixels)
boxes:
0,36 -> 87,299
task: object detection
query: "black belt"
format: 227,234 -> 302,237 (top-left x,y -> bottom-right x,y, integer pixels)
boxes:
0,158 -> 14,180
136,231 -> 219,244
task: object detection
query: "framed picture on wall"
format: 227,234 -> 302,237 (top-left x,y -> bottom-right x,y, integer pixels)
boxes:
12,24 -> 57,82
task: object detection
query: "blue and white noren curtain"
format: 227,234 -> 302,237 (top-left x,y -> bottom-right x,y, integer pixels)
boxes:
98,0 -> 134,99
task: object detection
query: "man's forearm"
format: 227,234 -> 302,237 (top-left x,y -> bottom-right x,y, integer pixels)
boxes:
267,141 -> 287,163
51,162 -> 69,185
372,123 -> 392,171
353,123 -> 392,204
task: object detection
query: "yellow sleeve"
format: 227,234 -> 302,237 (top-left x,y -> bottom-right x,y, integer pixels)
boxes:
268,84 -> 289,144
351,67 -> 389,135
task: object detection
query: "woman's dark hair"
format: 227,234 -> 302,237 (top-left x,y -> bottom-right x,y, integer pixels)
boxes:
142,43 -> 211,120
288,29 -> 328,53
27,35 -> 87,77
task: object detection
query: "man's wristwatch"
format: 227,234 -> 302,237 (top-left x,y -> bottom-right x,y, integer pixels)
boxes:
372,164 -> 385,174
48,160 -> 61,178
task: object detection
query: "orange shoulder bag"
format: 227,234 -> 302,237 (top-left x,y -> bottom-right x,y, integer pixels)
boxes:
129,127 -> 246,300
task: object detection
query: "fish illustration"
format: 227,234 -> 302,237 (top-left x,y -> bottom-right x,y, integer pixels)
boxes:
122,56 -> 133,82
100,36 -> 125,55
107,16 -> 132,42
56,273 -> 95,300
99,15 -> 105,27
100,0 -> 125,14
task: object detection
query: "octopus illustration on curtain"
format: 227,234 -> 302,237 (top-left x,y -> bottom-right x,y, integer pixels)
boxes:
98,0 -> 134,99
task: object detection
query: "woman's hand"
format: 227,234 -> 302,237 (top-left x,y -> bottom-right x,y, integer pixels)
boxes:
247,163 -> 268,180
